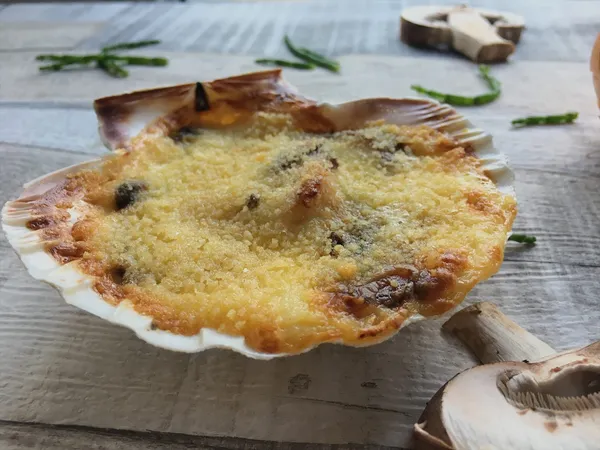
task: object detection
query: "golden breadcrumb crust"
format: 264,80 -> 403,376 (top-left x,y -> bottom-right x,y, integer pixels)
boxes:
27,114 -> 516,353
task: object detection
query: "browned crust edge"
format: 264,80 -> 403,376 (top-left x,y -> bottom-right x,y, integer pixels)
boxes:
12,70 -> 515,354
93,69 -> 464,151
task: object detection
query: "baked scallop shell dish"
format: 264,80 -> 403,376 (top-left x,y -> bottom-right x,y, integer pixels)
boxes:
2,70 -> 516,358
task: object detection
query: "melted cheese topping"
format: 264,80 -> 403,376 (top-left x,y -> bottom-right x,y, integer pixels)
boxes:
76,114 -> 516,353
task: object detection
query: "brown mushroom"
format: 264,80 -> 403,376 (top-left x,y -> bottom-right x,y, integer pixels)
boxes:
400,5 -> 525,63
286,161 -> 339,225
414,302 -> 600,449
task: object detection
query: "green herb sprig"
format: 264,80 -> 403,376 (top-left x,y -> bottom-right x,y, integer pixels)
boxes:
97,59 -> 129,78
255,59 -> 315,70
255,36 -> 340,72
35,40 -> 167,78
101,40 -> 161,53
411,65 -> 501,106
508,234 -> 537,244
283,36 -> 340,73
511,112 -> 578,128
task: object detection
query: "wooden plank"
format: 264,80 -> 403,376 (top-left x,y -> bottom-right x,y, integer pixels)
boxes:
1,242 -> 597,445
0,420 -> 401,450
0,23 -> 102,52
0,9 -> 599,445
1,114 -> 599,445
0,105 -> 105,154
0,52 -> 597,114
0,3 -> 131,23
2,0 -> 599,63
70,0 -> 600,63
1,98 -> 599,272
0,143 -> 471,448
0,265 -> 465,447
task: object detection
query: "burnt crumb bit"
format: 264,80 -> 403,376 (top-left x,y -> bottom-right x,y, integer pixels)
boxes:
329,157 -> 339,170
377,141 -> 409,167
170,126 -> 199,143
115,181 -> 147,210
380,151 -> 395,162
49,242 -> 85,264
279,154 -> 304,171
361,381 -> 377,389
278,143 -> 326,171
329,232 -> 345,247
306,144 -> 322,156
108,266 -> 127,285
246,193 -> 260,210
326,220 -> 375,259
27,217 -> 53,230
395,142 -> 408,152
297,178 -> 322,208
150,322 -> 158,331
329,231 -> 345,256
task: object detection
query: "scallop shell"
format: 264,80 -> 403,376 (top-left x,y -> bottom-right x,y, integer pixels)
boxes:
1,70 -> 515,359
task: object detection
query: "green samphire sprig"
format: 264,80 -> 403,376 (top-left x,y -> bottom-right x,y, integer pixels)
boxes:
36,40 -> 167,78
411,65 -> 501,106
511,112 -> 578,128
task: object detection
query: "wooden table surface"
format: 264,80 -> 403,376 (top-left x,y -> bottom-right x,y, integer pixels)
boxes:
1,1 -> 599,449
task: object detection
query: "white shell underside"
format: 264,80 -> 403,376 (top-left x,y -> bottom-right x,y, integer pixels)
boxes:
1,90 -> 515,359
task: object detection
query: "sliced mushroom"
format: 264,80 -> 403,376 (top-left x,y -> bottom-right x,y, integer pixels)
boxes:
414,302 -> 600,450
448,6 -> 516,63
285,161 -> 339,224
400,5 -> 525,63
115,181 -> 147,210
169,126 -> 200,144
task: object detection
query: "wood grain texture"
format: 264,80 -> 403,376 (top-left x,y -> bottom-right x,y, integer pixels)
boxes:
2,0 -> 600,63
68,0 -> 600,63
1,111 -> 600,446
0,3 -> 131,23
1,1 -> 599,448
0,23 -> 102,51
1,52 -> 597,110
0,145 -> 471,449
0,420 -> 402,450
0,105 -> 105,154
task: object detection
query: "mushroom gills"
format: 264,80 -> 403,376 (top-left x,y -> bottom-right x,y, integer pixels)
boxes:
499,367 -> 600,411
415,341 -> 600,450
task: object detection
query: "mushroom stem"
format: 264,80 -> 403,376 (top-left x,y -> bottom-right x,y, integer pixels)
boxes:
442,302 -> 556,364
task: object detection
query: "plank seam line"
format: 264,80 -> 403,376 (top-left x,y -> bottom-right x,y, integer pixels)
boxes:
0,141 -> 104,157
502,257 -> 600,269
282,396 -> 413,416
0,419 -> 405,449
514,166 -> 600,180
0,101 -> 90,109
0,47 -> 74,54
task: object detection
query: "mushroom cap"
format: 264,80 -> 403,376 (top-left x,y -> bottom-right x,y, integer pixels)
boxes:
400,6 -> 525,48
415,341 -> 600,450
